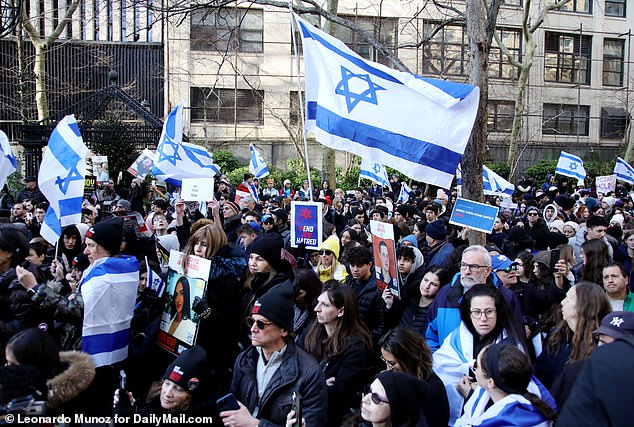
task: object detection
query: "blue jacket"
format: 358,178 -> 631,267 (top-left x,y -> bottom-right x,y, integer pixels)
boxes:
425,272 -> 523,351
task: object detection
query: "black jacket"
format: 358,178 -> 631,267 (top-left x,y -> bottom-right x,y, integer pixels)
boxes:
345,273 -> 385,343
231,340 -> 328,427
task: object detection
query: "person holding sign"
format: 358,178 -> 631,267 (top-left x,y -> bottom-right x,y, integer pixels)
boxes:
167,276 -> 197,344
377,240 -> 396,290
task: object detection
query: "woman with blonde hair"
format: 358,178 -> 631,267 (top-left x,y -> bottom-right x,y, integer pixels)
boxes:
314,235 -> 348,283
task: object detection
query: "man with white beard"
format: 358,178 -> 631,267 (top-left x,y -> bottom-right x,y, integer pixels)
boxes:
425,245 -> 523,350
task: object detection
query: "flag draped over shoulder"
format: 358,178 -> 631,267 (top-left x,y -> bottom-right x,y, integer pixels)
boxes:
614,157 -> 634,184
360,157 -> 390,188
555,151 -> 586,181
295,13 -> 479,189
81,255 -> 139,367
0,130 -> 17,189
456,164 -> 514,197
249,144 -> 270,179
152,102 -> 220,187
38,115 -> 88,245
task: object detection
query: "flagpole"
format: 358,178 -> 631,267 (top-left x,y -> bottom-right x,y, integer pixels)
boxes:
289,5 -> 314,201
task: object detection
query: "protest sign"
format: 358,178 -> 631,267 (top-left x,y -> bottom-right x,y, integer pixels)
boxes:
449,197 -> 500,234
596,175 -> 617,195
84,175 -> 96,196
370,220 -> 399,298
92,156 -> 109,184
157,250 -> 210,355
128,149 -> 154,179
291,201 -> 323,250
181,178 -> 214,202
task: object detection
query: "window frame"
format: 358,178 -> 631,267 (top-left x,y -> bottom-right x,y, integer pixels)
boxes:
605,0 -> 626,17
190,87 -> 264,125
544,31 -> 592,85
542,103 -> 590,136
190,7 -> 264,53
600,107 -> 629,139
603,38 -> 625,87
487,101 -> 515,133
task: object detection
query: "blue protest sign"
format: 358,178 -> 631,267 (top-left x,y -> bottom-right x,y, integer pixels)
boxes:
291,201 -> 323,250
449,197 -> 500,234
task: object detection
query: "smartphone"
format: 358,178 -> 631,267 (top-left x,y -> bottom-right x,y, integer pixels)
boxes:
291,392 -> 302,427
119,370 -> 127,390
216,393 -> 240,412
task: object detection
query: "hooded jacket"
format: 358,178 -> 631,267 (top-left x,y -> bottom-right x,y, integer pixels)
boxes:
47,351 -> 96,413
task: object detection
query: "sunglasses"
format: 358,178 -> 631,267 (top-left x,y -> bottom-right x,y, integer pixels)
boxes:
364,385 -> 389,405
319,249 -> 333,256
246,316 -> 274,330
498,264 -> 518,273
527,212 -> 539,216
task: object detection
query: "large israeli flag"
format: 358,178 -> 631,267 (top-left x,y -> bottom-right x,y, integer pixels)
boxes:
81,255 -> 139,367
0,131 -> 17,189
295,13 -> 479,189
152,102 -> 220,187
555,151 -> 586,181
614,157 -> 634,184
456,164 -> 514,197
249,144 -> 270,179
38,115 -> 88,245
360,157 -> 390,188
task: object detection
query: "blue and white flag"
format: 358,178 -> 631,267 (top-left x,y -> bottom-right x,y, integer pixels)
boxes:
146,257 -> 165,298
456,164 -> 514,197
555,151 -> 586,181
38,115 -> 88,245
80,255 -> 139,367
295,13 -> 479,189
152,102 -> 220,187
249,144 -> 270,179
360,157 -> 390,188
397,182 -> 412,204
0,130 -> 17,189
614,157 -> 634,184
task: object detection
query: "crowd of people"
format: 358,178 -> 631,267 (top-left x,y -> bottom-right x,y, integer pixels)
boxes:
0,170 -> 632,426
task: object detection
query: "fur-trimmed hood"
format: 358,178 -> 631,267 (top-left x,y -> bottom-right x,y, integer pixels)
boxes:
47,351 -> 96,409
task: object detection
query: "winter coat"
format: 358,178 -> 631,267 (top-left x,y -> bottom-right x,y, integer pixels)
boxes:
345,273 -> 386,343
526,219 -> 549,251
231,340 -> 328,427
47,351 -> 96,414
428,240 -> 455,269
0,269 -> 40,347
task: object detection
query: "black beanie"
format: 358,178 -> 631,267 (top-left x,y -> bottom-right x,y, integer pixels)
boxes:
163,345 -> 207,393
376,371 -> 428,426
85,218 -> 123,255
252,282 -> 294,332
425,220 -> 446,240
248,233 -> 284,272
554,195 -> 575,211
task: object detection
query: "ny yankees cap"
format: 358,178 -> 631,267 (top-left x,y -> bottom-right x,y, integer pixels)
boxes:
593,311 -> 634,340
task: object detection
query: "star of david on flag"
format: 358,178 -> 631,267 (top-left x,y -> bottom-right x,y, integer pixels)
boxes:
555,151 -> 586,181
359,156 -> 390,188
152,102 -> 220,187
397,182 -> 412,204
38,115 -> 88,245
614,157 -> 634,185
249,144 -> 270,179
456,164 -> 514,197
0,131 -> 17,190
294,13 -> 479,189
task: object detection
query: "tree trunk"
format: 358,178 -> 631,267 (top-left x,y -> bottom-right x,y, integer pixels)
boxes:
321,0 -> 338,185
625,122 -> 634,163
33,42 -> 49,121
463,0 -> 490,246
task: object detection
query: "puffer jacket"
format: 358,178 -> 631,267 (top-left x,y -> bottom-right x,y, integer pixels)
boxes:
47,351 -> 96,414
231,340 -> 327,427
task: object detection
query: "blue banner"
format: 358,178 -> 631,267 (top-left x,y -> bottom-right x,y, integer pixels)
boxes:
291,201 -> 323,250
449,197 -> 499,234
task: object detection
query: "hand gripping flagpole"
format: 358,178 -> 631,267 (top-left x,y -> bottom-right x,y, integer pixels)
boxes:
289,4 -> 314,201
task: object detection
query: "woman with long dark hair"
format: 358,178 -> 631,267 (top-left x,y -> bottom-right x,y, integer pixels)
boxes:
578,239 -> 610,284
304,280 -> 374,426
165,276 -> 195,342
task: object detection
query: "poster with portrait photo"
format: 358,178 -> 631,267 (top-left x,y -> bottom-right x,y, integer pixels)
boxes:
127,149 -> 154,179
370,220 -> 399,298
92,156 -> 109,184
157,250 -> 210,355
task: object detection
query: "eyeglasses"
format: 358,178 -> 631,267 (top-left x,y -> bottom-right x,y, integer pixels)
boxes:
246,316 -> 274,330
470,308 -> 497,319
380,355 -> 399,369
319,250 -> 333,256
460,262 -> 487,272
364,385 -> 389,405
527,212 -> 539,217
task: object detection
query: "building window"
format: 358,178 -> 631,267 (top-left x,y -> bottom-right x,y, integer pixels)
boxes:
190,88 -> 264,125
603,39 -> 625,86
422,23 -> 468,77
543,104 -> 590,136
333,15 -> 398,65
502,0 -> 522,5
601,107 -> 629,138
489,28 -> 522,79
191,7 -> 264,53
544,32 -> 592,85
606,0 -> 625,17
488,101 -> 515,133
560,0 -> 592,13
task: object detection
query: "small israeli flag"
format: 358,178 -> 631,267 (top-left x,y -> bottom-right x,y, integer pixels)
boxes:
397,182 -> 412,204
0,131 -> 17,189
146,257 -> 165,298
614,157 -> 634,184
38,115 -> 88,245
360,157 -> 390,188
249,144 -> 270,179
555,151 -> 586,181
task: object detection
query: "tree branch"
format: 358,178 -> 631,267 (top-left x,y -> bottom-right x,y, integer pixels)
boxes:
529,0 -> 572,33
46,0 -> 81,46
